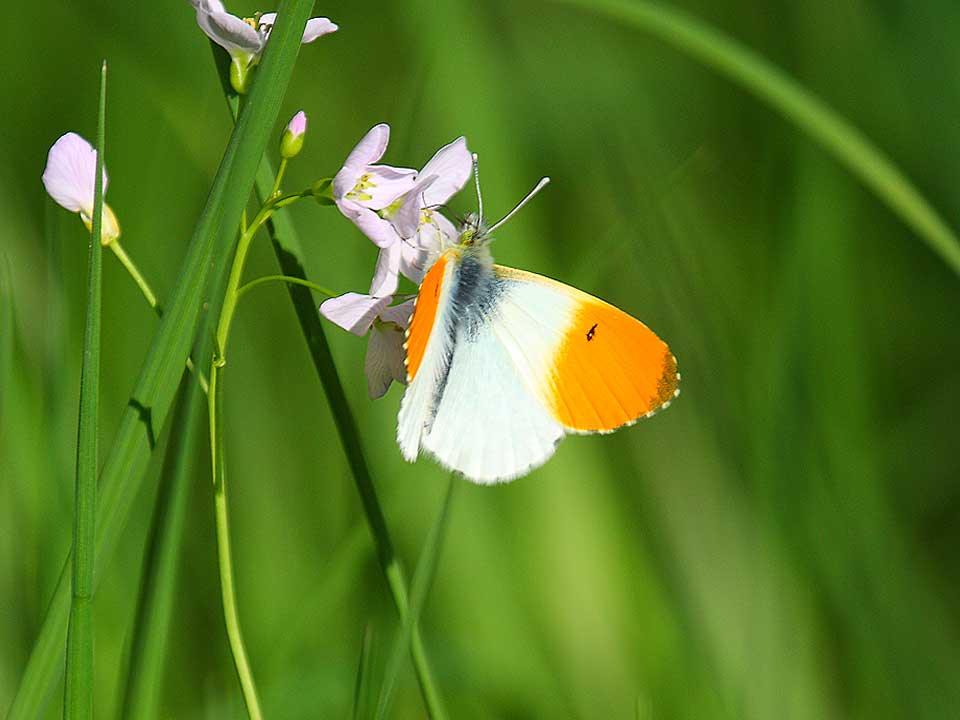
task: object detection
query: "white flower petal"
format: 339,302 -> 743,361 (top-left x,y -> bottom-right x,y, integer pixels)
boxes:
340,201 -> 401,248
340,124 -> 390,177
319,292 -> 390,335
362,165 -> 417,209
196,6 -> 262,55
42,132 -> 107,216
420,137 -> 472,207
302,17 -> 338,43
369,243 -> 401,297
365,321 -> 407,399
389,174 -> 437,239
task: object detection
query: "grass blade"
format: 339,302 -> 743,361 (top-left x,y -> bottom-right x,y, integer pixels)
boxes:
375,477 -> 456,720
6,4 -> 316,716
63,59 -> 107,720
352,625 -> 378,720
116,377 -> 204,720
555,0 -> 960,277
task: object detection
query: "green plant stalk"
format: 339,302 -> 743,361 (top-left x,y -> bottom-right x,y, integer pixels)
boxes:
64,59 -> 107,720
108,239 -> 158,309
555,0 -> 960,277
117,376 -> 203,720
376,477 -> 457,720
206,201 -> 278,720
6,5 -> 314,717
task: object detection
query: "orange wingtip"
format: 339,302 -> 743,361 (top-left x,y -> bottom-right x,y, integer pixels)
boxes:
547,299 -> 679,433
404,253 -> 448,382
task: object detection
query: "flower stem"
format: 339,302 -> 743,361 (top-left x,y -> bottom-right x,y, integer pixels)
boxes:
108,240 -> 158,310
236,274 -> 336,301
269,158 -> 288,198
205,201 -> 276,720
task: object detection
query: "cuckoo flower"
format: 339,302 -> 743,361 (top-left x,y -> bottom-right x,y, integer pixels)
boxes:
333,124 -> 471,295
320,294 -> 414,398
42,132 -> 120,244
190,1 -> 337,92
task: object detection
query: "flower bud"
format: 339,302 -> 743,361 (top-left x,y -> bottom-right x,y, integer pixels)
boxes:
280,111 -> 307,159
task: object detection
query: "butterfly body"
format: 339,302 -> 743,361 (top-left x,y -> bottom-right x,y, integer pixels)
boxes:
397,214 -> 680,484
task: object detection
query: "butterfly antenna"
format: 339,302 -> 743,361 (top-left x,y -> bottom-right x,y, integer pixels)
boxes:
472,152 -> 484,222
486,177 -> 550,235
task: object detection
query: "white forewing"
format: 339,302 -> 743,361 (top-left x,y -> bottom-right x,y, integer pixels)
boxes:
421,318 -> 565,484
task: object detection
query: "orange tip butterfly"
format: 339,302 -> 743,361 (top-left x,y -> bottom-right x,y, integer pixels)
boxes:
398,155 -> 679,484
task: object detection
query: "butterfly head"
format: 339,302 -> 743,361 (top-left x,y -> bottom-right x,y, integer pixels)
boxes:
456,212 -> 491,248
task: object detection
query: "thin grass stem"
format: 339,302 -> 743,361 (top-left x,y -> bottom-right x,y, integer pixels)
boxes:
64,59 -> 107,720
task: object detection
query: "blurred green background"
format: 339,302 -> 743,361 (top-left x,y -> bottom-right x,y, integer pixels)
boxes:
2,0 -> 960,717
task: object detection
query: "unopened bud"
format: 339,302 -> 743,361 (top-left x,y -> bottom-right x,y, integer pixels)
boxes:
280,111 -> 307,159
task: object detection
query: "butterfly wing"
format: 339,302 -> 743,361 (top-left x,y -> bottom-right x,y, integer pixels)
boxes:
491,266 -> 679,434
397,254 -> 565,484
397,258 -> 679,484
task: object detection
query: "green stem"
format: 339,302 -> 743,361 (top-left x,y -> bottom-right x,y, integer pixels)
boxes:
205,202 -> 277,719
64,59 -> 107,720
270,157 -> 289,198
108,239 -> 159,310
236,274 -> 337,301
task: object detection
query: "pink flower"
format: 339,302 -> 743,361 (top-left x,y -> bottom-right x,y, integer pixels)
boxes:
42,132 -> 120,244
189,1 -> 337,92
333,124 -> 471,295
319,294 -> 414,398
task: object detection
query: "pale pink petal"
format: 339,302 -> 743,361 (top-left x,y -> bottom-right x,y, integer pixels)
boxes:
389,174 -> 437,239
42,132 -> 108,216
258,12 -> 277,26
362,165 -> 418,209
340,202 -> 401,248
190,0 -> 227,14
197,7 -> 262,55
319,292 -> 390,335
369,242 -> 401,297
419,137 -> 472,207
302,17 -> 338,43
340,124 -> 390,177
365,321 -> 407,399
380,298 -> 415,328
432,211 -> 458,244
286,110 -> 307,138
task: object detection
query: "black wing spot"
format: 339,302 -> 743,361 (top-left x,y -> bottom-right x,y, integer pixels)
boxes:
586,323 -> 598,342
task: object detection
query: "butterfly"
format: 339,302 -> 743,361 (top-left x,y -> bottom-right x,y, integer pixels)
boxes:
396,169 -> 680,484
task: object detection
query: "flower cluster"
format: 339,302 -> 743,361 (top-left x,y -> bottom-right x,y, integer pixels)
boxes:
190,0 -> 337,93
321,124 -> 472,398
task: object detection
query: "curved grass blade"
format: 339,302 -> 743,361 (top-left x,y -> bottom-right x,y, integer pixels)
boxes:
375,477 -> 456,720
554,0 -> 960,277
6,4 -> 316,717
116,377 -> 203,720
63,59 -> 107,720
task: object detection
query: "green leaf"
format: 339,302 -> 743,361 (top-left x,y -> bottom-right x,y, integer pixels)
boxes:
116,378 -> 204,720
375,478 -> 456,720
63,59 -> 106,720
555,0 -> 960,277
6,3 -> 316,717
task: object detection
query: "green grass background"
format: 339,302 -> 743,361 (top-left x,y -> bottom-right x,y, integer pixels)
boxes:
2,0 -> 960,717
